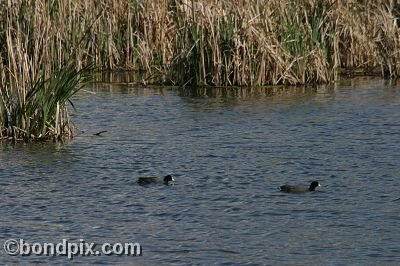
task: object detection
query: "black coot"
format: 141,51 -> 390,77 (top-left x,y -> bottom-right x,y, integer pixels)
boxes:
137,175 -> 175,185
280,181 -> 320,193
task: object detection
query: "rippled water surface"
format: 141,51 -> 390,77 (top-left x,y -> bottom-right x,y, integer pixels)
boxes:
1,78 -> 400,265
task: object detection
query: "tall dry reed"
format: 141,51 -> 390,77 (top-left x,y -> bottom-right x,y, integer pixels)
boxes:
1,0 -> 400,140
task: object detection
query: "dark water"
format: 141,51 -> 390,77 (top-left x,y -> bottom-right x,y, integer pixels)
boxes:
1,78 -> 400,265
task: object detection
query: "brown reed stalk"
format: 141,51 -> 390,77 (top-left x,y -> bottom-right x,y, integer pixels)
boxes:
3,0 -> 399,86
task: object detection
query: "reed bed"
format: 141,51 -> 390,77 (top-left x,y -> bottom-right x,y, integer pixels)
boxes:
1,0 -> 400,140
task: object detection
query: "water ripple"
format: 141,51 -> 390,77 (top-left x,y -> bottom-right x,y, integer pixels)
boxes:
1,78 -> 400,264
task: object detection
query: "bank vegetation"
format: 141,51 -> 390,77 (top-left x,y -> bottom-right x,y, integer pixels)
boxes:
1,0 -> 399,140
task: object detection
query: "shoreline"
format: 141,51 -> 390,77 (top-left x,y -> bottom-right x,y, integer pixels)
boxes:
1,0 -> 399,141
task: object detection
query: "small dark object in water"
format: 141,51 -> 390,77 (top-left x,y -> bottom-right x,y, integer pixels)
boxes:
93,130 -> 107,136
137,175 -> 175,185
280,181 -> 320,193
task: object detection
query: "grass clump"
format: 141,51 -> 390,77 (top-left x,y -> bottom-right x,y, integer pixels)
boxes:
0,63 -> 92,142
0,0 -> 94,141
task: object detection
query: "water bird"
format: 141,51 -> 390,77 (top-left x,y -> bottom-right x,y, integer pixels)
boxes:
137,174 -> 175,185
280,181 -> 320,193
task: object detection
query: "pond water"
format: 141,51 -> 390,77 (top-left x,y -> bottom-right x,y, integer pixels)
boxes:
1,78 -> 400,265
